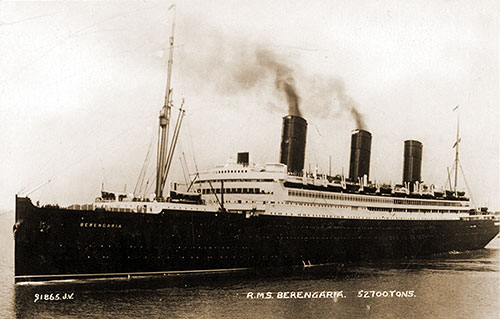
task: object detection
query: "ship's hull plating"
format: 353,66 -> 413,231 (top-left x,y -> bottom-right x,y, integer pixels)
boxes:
14,197 -> 499,282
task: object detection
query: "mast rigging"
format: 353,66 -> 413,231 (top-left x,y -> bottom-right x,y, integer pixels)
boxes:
155,5 -> 178,199
453,106 -> 460,193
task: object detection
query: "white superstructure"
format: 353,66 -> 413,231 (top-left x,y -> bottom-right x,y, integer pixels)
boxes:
88,159 -> 498,223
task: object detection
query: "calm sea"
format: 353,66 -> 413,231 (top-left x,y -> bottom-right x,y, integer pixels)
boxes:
1,211 -> 498,319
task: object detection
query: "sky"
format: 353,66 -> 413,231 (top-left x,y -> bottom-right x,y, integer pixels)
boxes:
0,0 -> 498,211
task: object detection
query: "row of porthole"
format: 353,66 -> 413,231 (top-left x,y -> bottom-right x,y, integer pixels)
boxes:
115,255 -> 242,260
268,212 -> 450,220
174,246 -> 249,250
283,198 -> 464,212
394,199 -> 463,207
262,235 -> 412,240
269,224 -> 415,232
289,190 -> 466,208
275,236 -> 418,240
215,169 -> 249,174
282,201 -> 350,208
89,254 -> 413,262
172,246 -> 233,250
288,190 -> 393,204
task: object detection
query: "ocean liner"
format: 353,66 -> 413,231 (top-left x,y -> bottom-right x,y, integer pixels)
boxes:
13,19 -> 499,283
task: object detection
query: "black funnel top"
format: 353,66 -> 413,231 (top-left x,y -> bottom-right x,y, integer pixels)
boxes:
403,140 -> 422,184
348,129 -> 372,181
279,115 -> 307,174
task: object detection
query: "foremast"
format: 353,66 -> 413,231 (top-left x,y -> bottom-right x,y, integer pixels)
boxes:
452,106 -> 461,194
155,5 -> 184,200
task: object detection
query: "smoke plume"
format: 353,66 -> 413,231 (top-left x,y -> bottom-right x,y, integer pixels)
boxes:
177,23 -> 364,127
303,76 -> 366,129
255,49 -> 301,117
326,78 -> 366,129
213,46 -> 364,127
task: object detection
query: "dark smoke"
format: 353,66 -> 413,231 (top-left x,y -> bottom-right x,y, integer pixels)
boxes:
176,22 -> 303,117
213,45 -> 364,127
305,76 -> 366,129
327,78 -> 366,129
176,21 -> 364,126
282,82 -> 300,117
350,106 -> 365,130
255,49 -> 302,117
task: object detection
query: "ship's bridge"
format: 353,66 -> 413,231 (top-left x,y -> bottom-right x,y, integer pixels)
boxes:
196,161 -> 287,182
191,159 -> 288,212
193,162 -> 287,193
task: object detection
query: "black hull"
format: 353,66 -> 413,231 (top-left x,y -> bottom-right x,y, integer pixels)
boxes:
14,197 -> 499,283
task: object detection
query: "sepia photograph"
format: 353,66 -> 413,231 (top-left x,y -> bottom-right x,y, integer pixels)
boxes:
0,1 -> 499,318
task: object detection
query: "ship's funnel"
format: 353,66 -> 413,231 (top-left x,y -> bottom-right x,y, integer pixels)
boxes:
348,129 -> 372,182
237,152 -> 249,166
403,140 -> 422,187
279,115 -> 307,174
